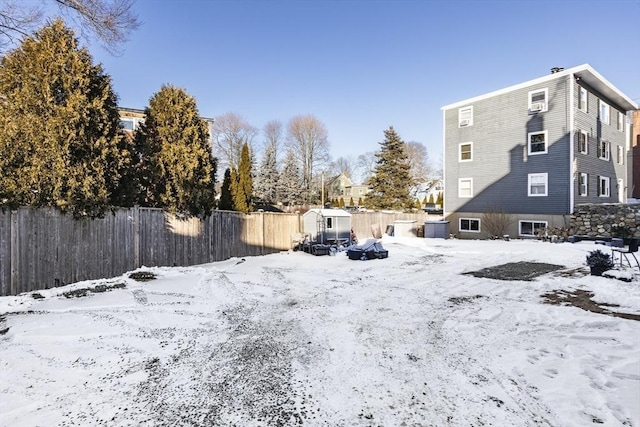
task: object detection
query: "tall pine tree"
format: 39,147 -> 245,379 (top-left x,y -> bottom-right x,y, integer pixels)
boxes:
218,168 -> 234,211
255,140 -> 279,205
230,143 -> 253,213
365,126 -> 414,211
0,20 -> 130,217
278,149 -> 302,208
134,85 -> 217,216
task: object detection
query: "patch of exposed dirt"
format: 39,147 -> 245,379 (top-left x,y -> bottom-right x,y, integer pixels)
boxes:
0,314 -> 7,335
63,282 -> 126,298
464,262 -> 565,281
541,289 -> 640,322
448,295 -> 486,305
128,271 -> 157,282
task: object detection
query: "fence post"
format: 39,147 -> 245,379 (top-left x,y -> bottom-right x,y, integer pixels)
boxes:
10,210 -> 19,295
133,206 -> 140,269
262,212 -> 265,255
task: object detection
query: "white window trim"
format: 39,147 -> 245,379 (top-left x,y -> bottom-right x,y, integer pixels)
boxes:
579,172 -> 588,197
528,130 -> 548,155
598,139 -> 610,161
599,99 -> 610,125
528,173 -> 548,197
578,130 -> 588,154
598,176 -> 610,197
579,87 -> 588,112
519,220 -> 548,237
458,106 -> 473,127
617,145 -> 624,165
458,178 -> 473,198
459,218 -> 481,233
459,142 -> 473,162
528,88 -> 548,112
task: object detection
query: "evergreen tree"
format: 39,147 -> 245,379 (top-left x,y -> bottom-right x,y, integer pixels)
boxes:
255,140 -> 279,205
436,192 -> 443,207
218,168 -> 233,210
349,196 -> 354,206
358,197 -> 363,206
364,126 -> 414,211
428,194 -> 434,204
278,149 -> 302,207
231,143 -> 252,213
134,84 -> 216,216
339,197 -> 345,208
422,196 -> 428,206
0,20 -> 129,217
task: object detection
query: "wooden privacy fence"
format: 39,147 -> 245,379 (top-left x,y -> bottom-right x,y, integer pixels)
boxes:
350,211 -> 438,240
0,207 -> 301,296
0,207 -> 438,296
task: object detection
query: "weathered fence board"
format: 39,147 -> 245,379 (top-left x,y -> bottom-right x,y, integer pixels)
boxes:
0,210 -> 10,295
350,211 -> 437,240
0,207 -> 304,296
0,207 -> 444,296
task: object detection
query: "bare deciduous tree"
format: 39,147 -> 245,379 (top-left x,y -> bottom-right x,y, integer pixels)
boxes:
211,112 -> 258,172
0,0 -> 140,54
328,156 -> 355,180
405,141 -> 432,184
286,114 -> 330,203
263,120 -> 282,162
356,151 -> 376,185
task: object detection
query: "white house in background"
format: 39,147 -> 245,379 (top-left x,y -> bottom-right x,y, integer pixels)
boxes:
413,179 -> 443,207
118,107 -> 215,147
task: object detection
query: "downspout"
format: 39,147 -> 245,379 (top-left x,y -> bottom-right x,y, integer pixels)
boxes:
569,74 -> 575,214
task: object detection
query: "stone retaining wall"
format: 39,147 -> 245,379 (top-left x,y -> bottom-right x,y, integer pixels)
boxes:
571,204 -> 640,238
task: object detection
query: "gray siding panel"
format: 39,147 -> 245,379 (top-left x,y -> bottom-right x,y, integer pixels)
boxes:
573,80 -> 627,203
445,75 -> 572,216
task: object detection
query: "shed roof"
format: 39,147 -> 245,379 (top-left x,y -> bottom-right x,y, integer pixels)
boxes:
304,208 -> 351,218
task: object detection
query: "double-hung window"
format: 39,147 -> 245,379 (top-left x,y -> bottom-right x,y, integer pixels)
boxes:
528,88 -> 548,112
599,100 -> 610,124
459,218 -> 480,233
578,173 -> 588,196
577,130 -> 588,154
519,220 -> 547,237
617,145 -> 624,165
618,111 -> 625,131
459,142 -> 473,162
459,106 -> 473,127
528,131 -> 548,155
458,178 -> 473,198
598,139 -> 610,161
528,173 -> 548,197
578,87 -> 588,112
598,176 -> 610,197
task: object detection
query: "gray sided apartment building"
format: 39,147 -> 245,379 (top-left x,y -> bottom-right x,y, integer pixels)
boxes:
442,64 -> 638,239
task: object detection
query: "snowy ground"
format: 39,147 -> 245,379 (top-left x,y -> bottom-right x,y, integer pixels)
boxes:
1,237 -> 639,426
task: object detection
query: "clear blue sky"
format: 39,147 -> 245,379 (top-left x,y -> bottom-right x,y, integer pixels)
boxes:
91,0 -> 640,166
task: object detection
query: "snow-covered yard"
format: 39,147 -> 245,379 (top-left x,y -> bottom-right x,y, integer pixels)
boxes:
1,237 -> 639,426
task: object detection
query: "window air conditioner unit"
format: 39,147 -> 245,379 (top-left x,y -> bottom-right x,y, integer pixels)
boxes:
459,119 -> 470,127
530,102 -> 545,112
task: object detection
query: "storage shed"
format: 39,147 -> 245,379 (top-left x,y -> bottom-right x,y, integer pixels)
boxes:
302,209 -> 353,245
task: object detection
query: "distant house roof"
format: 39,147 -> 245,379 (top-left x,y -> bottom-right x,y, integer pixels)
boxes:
441,64 -> 638,112
118,107 -> 215,124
